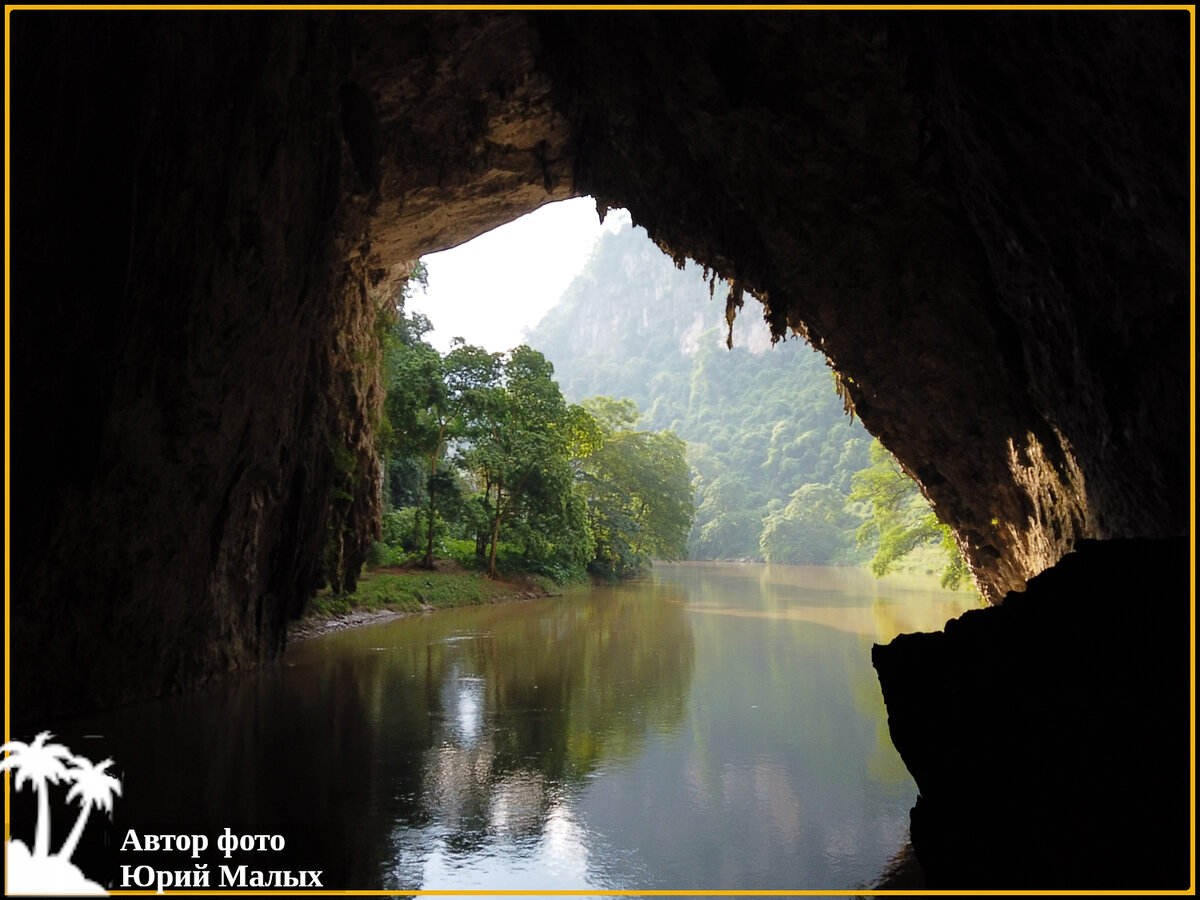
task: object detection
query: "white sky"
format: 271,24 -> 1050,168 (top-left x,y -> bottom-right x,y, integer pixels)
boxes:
409,197 -> 631,353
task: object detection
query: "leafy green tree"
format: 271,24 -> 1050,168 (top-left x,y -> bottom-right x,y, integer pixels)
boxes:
849,439 -> 971,589
584,396 -> 641,432
690,464 -> 764,561
935,525 -> 972,590
372,281 -> 598,582
387,337 -> 449,565
577,397 -> 695,578
381,302 -> 503,568
565,402 -> 605,466
625,430 -> 694,560
378,278 -> 439,506
759,483 -> 854,565
458,346 -> 579,578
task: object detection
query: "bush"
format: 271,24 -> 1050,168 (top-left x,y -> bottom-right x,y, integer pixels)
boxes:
381,508 -> 420,552
365,540 -> 391,568
380,506 -> 450,559
444,539 -> 480,569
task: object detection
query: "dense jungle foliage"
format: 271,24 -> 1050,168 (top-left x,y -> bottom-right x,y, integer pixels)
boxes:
524,223 -> 969,587
372,267 -> 694,582
370,224 -> 968,588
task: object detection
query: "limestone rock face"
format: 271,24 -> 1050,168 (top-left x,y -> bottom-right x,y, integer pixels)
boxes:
9,11 -> 1189,730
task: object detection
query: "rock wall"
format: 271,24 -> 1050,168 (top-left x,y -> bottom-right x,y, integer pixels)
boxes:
352,12 -> 577,284
10,13 -> 382,717
9,8 -> 1190,751
873,538 -> 1191,888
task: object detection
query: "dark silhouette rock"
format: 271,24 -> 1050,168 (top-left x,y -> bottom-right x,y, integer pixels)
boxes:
873,537 -> 1190,888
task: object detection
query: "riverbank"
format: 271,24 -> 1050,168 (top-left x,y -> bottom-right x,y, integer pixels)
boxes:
287,559 -> 556,642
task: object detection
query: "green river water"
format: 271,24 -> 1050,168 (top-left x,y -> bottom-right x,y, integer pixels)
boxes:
28,562 -> 977,894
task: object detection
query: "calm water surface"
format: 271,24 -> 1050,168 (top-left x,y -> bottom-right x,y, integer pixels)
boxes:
42,563 -> 976,893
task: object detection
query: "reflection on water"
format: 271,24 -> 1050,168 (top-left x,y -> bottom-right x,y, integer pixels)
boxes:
38,563 -> 974,892
366,588 -> 692,892
663,561 -> 977,639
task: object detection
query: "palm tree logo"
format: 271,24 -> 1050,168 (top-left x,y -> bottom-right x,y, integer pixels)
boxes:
60,755 -> 123,861
2,731 -> 122,895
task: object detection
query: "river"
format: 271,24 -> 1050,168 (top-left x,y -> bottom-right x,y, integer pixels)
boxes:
24,562 -> 977,894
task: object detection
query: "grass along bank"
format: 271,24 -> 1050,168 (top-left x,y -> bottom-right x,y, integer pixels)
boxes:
288,560 -> 557,642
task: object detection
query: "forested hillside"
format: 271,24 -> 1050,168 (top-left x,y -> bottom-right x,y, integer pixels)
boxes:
526,224 -> 876,565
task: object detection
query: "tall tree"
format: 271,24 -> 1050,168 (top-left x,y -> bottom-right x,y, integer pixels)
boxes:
459,346 -> 575,578
377,265 -> 433,512
577,397 -> 695,578
381,302 -> 487,567
389,334 -> 447,564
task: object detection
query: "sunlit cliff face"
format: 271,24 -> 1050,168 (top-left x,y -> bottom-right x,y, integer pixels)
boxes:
9,10 -> 1189,718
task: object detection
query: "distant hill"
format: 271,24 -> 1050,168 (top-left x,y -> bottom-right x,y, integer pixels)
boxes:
525,224 -> 873,563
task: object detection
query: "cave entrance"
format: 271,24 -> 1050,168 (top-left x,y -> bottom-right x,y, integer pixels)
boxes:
377,196 -> 968,593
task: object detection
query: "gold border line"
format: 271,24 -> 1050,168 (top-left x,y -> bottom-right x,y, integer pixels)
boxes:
1,3 -> 1199,10
0,3 -> 1195,897
1189,4 -> 1198,896
4,0 -> 12,888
